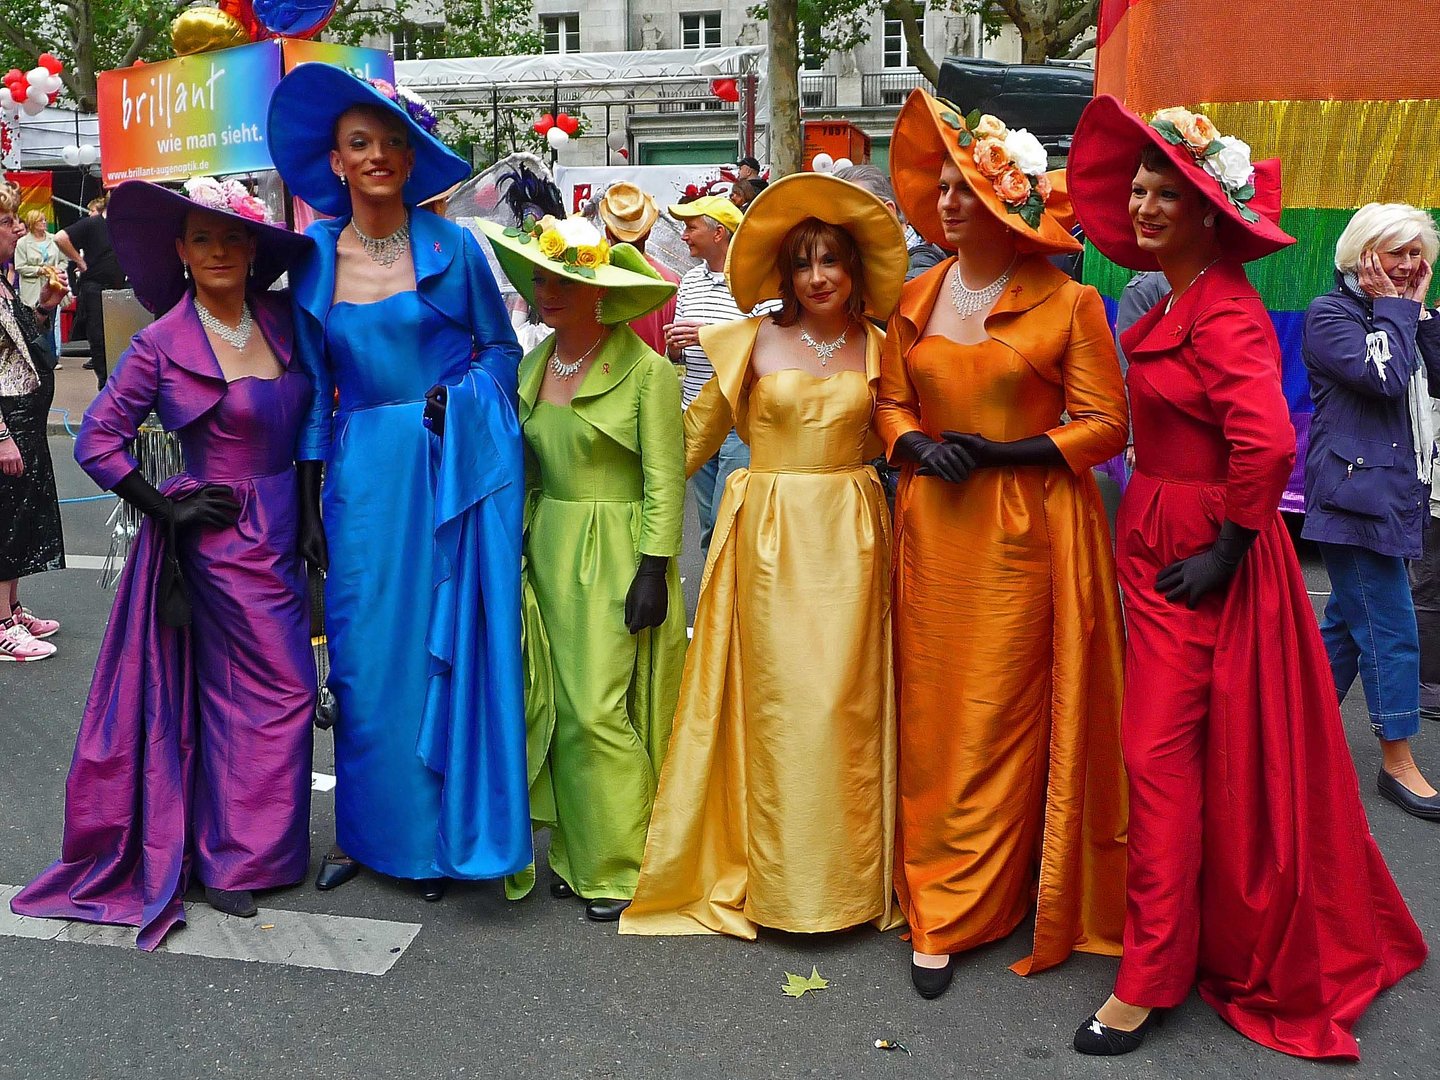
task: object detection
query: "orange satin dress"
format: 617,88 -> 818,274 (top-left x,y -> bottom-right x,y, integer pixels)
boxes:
876,256 -> 1129,974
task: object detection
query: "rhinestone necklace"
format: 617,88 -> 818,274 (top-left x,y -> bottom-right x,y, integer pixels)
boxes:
351,219 -> 411,268
949,255 -> 1017,320
551,333 -> 607,380
799,322 -> 849,365
195,299 -> 253,350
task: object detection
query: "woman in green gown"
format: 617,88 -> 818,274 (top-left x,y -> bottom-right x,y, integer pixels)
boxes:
479,214 -> 687,921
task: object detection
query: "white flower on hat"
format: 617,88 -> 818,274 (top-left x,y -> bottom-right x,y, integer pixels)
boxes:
1001,128 -> 1047,178
547,214 -> 606,249
1202,135 -> 1255,194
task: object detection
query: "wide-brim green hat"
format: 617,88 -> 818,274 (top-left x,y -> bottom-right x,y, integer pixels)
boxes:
477,216 -> 677,325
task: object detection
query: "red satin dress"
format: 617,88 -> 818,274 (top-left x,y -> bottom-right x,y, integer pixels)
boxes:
1115,260 -> 1426,1060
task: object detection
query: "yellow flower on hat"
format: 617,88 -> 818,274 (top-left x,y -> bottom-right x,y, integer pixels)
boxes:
537,228 -> 566,260
575,242 -> 606,269
974,114 -> 1007,140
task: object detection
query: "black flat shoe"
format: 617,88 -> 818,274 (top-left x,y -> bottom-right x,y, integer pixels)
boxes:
205,886 -> 257,918
418,878 -> 448,902
585,897 -> 630,922
549,876 -> 575,899
1377,769 -> 1440,821
1073,1009 -> 1165,1056
910,955 -> 956,1000
315,852 -> 360,891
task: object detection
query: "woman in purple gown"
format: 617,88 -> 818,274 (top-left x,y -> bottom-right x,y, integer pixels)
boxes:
11,178 -> 316,947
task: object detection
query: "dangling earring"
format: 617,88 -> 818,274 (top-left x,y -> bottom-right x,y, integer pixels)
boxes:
594,296 -> 604,322
339,174 -> 348,187
248,260 -> 256,279
181,262 -> 190,281
1203,213 -> 1217,228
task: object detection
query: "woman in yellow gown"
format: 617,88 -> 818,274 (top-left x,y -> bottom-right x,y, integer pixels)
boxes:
620,175 -> 908,937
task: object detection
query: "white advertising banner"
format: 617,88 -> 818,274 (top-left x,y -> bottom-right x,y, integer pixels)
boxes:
553,163 -> 739,216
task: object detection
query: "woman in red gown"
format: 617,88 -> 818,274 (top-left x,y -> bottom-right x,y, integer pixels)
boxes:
1066,95 -> 1427,1061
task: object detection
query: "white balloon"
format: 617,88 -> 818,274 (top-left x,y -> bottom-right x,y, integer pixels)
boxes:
26,66 -> 47,86
61,145 -> 81,166
545,126 -> 569,150
21,97 -> 45,115
833,157 -> 854,171
26,84 -> 47,105
810,152 -> 834,173
44,74 -> 62,95
605,129 -> 626,151
79,144 -> 99,165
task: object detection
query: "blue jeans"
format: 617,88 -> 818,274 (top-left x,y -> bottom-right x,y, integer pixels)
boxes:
1318,541 -> 1421,740
691,429 -> 749,553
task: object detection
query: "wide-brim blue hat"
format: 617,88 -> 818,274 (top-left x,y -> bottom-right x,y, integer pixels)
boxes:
266,64 -> 469,216
108,179 -> 314,315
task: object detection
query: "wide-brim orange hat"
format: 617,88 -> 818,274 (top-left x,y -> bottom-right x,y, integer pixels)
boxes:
726,173 -> 907,319
1069,94 -> 1295,270
891,87 -> 1080,257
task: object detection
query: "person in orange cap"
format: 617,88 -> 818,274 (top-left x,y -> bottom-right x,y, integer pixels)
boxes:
1066,94 -> 1426,1061
877,88 -> 1129,999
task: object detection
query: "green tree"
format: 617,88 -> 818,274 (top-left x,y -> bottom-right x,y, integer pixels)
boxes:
325,0 -> 541,59
0,0 -> 187,112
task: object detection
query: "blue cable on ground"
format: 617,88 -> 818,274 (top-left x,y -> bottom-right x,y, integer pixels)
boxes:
49,406 -> 118,505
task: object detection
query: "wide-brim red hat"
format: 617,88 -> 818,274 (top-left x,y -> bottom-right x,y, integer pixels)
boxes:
890,88 -> 1080,257
1069,94 -> 1295,270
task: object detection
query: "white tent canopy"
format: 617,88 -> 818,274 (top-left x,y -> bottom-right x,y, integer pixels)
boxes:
10,105 -> 100,169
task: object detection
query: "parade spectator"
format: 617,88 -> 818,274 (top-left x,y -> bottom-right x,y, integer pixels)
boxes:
12,179 -> 317,936
0,184 -> 65,662
736,155 -> 762,181
482,212 -> 685,922
598,182 -> 680,355
1301,202 -> 1440,821
832,163 -> 945,280
55,194 -> 126,388
1410,454 -> 1440,721
880,89 -> 1129,1001
623,174 -> 907,939
1067,95 -> 1426,1060
664,195 -> 749,552
728,178 -> 760,211
268,65 -> 530,902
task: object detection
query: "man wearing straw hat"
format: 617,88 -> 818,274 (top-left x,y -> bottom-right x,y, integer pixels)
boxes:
597,182 -> 679,356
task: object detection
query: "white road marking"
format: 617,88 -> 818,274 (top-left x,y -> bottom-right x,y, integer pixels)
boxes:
1,884 -> 419,976
311,772 -> 336,792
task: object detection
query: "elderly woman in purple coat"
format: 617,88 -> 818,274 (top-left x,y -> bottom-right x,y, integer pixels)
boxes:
11,179 -> 317,946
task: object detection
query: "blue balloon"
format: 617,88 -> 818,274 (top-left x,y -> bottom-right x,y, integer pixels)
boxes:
252,0 -> 337,37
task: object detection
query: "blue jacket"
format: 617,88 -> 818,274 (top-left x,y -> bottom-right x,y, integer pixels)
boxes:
1300,273 -> 1440,558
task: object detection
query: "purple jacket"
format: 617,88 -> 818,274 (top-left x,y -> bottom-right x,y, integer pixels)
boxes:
1300,274 -> 1440,558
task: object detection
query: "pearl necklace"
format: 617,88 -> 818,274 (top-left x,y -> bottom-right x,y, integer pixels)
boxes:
195,299 -> 253,350
949,255 -> 1017,320
352,219 -> 411,268
799,323 -> 849,365
551,333 -> 606,380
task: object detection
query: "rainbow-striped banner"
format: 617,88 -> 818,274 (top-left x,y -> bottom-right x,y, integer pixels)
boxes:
1089,0 -> 1440,510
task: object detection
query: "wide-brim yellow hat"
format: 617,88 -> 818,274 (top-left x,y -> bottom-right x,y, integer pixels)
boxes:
726,173 -> 907,319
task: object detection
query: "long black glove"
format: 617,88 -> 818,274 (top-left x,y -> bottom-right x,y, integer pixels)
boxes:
297,461 -> 328,572
112,470 -> 240,531
940,431 -> 1064,469
1155,520 -> 1259,609
894,431 -> 974,484
423,384 -> 447,438
624,554 -> 669,634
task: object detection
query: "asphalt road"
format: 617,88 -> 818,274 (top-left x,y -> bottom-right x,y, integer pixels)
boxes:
1,437 -> 1436,1080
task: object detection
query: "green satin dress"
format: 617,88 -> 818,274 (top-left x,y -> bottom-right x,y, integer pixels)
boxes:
516,325 -> 688,900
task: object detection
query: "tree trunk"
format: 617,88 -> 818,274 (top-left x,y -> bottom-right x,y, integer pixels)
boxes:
767,0 -> 801,176
72,0 -> 99,113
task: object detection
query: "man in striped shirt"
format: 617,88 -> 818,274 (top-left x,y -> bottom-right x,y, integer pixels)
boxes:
664,196 -> 750,553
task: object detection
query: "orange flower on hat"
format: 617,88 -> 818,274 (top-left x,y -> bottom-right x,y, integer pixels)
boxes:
1177,112 -> 1218,152
1035,173 -> 1053,201
993,165 -> 1032,206
973,138 -> 1010,180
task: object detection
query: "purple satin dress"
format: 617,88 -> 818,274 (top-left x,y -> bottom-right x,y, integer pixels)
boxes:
12,293 -> 315,948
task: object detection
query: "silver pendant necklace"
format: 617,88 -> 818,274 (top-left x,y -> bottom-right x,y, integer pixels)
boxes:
195,299 -> 253,350
799,322 -> 849,365
551,333 -> 606,380
949,255 -> 1017,320
352,219 -> 411,268
1164,257 -> 1222,314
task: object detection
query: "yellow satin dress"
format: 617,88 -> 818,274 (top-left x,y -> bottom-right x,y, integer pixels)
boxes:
620,317 -> 900,937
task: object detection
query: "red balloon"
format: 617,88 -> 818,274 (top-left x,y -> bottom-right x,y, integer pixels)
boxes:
555,112 -> 580,136
532,113 -> 555,135
711,78 -> 739,103
37,53 -> 63,75
217,0 -> 269,41
4,69 -> 21,84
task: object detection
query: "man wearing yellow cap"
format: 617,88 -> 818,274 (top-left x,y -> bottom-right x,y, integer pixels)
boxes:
597,182 -> 680,356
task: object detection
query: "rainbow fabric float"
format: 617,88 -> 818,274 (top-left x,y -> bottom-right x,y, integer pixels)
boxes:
1087,0 -> 1440,510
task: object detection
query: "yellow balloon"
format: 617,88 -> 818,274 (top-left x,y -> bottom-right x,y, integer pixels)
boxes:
170,7 -> 252,56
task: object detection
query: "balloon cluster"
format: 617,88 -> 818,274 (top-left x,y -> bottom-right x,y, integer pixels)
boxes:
61,144 -> 100,166
809,153 -> 855,174
2,54 -> 64,118
171,0 -> 337,56
533,112 -> 580,151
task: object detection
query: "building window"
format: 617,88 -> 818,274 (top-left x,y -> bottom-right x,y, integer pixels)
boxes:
541,13 -> 581,54
680,11 -> 722,49
801,27 -> 824,71
392,21 -> 446,61
883,4 -> 925,68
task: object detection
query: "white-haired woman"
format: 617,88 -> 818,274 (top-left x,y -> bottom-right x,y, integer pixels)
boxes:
1302,202 -> 1440,822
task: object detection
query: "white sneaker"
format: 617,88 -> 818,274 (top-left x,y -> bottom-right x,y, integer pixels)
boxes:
0,621 -> 57,662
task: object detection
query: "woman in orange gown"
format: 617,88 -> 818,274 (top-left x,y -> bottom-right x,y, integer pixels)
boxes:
878,89 -> 1129,999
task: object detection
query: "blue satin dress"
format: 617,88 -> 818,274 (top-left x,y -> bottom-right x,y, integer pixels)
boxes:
317,288 -> 528,880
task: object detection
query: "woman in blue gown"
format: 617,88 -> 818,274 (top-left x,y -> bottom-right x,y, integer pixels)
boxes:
267,66 -> 530,900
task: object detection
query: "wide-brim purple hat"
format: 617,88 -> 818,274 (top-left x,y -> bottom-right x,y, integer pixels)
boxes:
266,64 -> 469,217
108,179 -> 313,315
